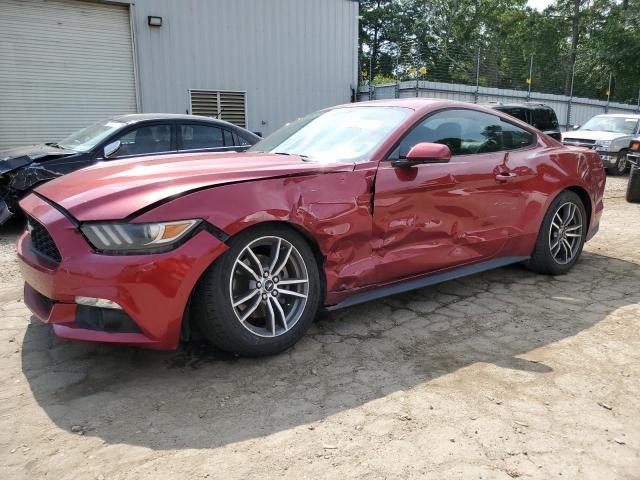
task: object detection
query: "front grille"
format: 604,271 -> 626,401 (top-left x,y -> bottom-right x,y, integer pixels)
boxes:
27,216 -> 62,263
563,138 -> 597,148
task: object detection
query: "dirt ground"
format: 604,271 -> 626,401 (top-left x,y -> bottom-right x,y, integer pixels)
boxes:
1,176 -> 639,480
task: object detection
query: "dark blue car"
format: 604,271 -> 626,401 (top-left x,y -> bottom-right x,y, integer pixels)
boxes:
0,114 -> 260,225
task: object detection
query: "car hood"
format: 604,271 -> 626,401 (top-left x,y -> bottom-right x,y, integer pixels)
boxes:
0,144 -> 76,174
34,151 -> 354,221
562,130 -> 629,141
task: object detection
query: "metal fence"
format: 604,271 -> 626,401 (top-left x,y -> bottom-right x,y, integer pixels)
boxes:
358,81 -> 640,130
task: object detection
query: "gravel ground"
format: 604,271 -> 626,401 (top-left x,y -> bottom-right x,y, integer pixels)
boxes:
1,176 -> 639,480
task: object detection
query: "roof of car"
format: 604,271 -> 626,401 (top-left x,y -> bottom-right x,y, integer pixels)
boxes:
342,98 -> 445,109
340,98 -> 521,119
591,113 -> 640,118
489,103 -> 553,110
110,113 -> 239,126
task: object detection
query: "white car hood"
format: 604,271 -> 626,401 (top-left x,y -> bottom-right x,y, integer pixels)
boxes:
562,130 -> 629,141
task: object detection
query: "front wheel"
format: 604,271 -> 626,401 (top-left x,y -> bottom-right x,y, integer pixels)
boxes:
608,151 -> 628,176
526,190 -> 587,275
192,224 -> 321,356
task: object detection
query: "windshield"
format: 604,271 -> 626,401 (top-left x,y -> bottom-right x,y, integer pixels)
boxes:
58,119 -> 126,152
581,116 -> 638,135
249,106 -> 412,163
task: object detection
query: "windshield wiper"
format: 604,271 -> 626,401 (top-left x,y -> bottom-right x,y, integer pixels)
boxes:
46,142 -> 67,150
273,151 -> 312,161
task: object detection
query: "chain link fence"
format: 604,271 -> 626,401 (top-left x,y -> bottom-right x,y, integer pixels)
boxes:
359,44 -> 640,129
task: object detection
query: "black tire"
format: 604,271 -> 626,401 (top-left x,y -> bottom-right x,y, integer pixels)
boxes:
192,224 -> 321,356
627,164 -> 640,203
525,190 -> 587,275
608,151 -> 628,176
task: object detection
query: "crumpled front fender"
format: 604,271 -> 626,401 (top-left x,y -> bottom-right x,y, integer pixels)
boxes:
6,164 -> 62,191
132,168 -> 379,302
0,156 -> 33,175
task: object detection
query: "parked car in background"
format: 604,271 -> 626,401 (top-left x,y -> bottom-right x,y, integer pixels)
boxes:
490,103 -> 562,141
0,114 -> 260,225
627,137 -> 640,167
17,99 -> 605,356
562,114 -> 640,175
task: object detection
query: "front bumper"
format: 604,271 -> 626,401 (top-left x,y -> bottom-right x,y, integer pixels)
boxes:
596,151 -> 617,168
17,194 -> 228,350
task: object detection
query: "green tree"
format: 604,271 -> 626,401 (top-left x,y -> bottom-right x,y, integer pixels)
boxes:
358,0 -> 640,102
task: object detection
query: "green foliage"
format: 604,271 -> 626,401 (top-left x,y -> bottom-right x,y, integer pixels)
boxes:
359,0 -> 640,103
372,74 -> 398,85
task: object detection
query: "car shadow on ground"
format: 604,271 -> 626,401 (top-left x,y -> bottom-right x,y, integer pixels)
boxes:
20,251 -> 640,450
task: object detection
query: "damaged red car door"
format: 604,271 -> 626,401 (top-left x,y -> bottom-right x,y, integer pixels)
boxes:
372,108 -> 533,284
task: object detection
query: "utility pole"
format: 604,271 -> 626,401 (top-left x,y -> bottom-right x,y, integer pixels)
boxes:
605,72 -> 612,112
566,60 -> 576,130
368,55 -> 374,100
474,46 -> 481,103
415,43 -> 420,98
527,54 -> 533,101
368,0 -> 382,101
565,0 -> 582,95
636,87 -> 640,113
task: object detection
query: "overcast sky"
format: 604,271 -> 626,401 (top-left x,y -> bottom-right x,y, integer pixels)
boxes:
528,0 -> 554,11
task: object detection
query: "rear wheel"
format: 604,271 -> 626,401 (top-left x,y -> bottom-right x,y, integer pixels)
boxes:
526,190 -> 587,275
192,224 -> 321,356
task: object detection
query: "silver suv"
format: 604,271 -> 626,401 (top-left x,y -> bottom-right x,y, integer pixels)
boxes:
562,114 -> 640,175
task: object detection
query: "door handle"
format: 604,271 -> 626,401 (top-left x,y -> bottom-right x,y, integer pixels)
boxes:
495,172 -> 518,183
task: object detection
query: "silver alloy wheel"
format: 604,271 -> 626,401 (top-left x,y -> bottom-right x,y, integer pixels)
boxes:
229,235 -> 309,338
548,201 -> 583,265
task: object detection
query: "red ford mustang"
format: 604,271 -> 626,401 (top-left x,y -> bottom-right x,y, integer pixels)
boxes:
17,99 -> 605,355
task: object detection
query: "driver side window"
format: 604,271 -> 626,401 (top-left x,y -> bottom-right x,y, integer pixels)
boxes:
390,109 -> 526,159
113,124 -> 171,157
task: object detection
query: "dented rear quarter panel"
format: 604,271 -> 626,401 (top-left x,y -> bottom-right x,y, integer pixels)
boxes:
535,145 -> 605,232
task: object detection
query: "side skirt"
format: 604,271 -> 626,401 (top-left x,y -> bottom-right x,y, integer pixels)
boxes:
325,256 -> 530,311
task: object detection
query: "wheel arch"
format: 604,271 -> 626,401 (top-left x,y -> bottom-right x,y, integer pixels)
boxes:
181,220 -> 327,342
564,185 -> 592,231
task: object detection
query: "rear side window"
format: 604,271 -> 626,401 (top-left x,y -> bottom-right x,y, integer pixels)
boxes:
532,108 -> 558,131
502,122 -> 535,150
234,133 -> 252,146
180,125 -> 224,150
390,109 -> 535,158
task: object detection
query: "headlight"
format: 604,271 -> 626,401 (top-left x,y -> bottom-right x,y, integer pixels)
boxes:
81,219 -> 200,253
595,140 -> 612,149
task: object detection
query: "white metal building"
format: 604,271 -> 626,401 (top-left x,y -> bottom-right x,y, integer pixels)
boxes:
0,0 -> 359,147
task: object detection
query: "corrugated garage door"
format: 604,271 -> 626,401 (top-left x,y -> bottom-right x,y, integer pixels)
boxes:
0,0 -> 137,148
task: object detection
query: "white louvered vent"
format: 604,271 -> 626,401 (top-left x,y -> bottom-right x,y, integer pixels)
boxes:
189,90 -> 247,128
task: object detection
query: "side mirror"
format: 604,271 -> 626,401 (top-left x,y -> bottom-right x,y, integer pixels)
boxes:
571,125 -> 581,131
103,140 -> 121,158
392,142 -> 452,168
